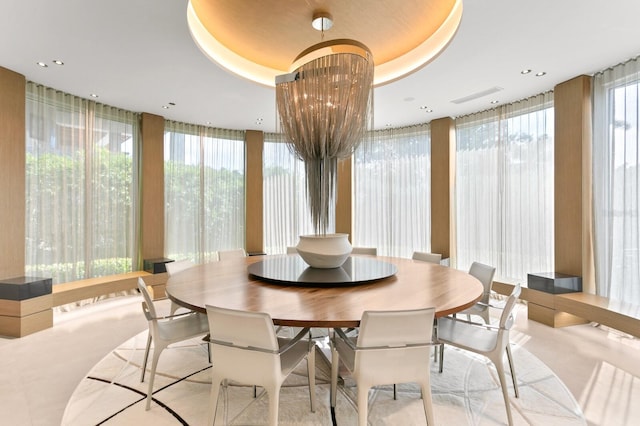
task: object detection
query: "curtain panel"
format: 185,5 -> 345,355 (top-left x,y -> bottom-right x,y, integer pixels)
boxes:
353,124 -> 432,258
163,121 -> 245,263
455,93 -> 554,283
25,83 -> 140,284
593,56 -> 640,304
262,133 -> 323,255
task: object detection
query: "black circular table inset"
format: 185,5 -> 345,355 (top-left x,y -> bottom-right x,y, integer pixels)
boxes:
247,256 -> 397,286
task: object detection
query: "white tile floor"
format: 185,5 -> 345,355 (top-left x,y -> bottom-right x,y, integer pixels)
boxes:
0,295 -> 638,426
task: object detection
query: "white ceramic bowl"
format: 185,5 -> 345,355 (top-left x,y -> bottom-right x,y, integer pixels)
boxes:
296,233 -> 352,268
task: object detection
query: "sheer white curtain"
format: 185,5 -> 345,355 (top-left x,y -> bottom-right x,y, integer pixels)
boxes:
353,124 -> 431,257
455,93 -> 554,283
263,134 -> 330,254
164,121 -> 245,263
25,83 -> 140,284
593,57 -> 640,304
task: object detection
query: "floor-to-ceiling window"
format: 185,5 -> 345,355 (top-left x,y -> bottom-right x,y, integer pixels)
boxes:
455,93 -> 554,283
262,134 -> 320,254
353,124 -> 431,258
593,56 -> 640,304
25,83 -> 140,284
164,121 -> 245,263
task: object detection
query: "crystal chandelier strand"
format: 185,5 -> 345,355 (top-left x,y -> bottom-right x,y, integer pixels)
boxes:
276,40 -> 373,234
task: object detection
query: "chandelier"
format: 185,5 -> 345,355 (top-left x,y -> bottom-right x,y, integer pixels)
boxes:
186,0 -> 463,235
275,39 -> 374,234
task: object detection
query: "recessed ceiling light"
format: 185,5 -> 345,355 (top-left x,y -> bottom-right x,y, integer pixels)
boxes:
535,71 -> 546,77
161,105 -> 169,109
419,105 -> 429,109
206,121 -> 212,125
36,61 -> 48,68
52,60 -> 64,66
520,69 -> 531,74
89,93 -> 99,98
490,100 -> 499,104
425,108 -> 433,113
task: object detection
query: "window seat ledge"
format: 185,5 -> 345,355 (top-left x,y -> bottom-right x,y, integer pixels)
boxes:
493,281 -> 639,338
52,271 -> 164,307
555,293 -> 640,338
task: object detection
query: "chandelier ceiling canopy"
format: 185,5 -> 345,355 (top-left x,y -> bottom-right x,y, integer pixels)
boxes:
187,0 -> 463,87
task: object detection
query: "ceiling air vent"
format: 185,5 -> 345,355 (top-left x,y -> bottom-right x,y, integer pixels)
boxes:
450,86 -> 503,104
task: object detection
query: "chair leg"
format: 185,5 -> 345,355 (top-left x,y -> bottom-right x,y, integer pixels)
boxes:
267,385 -> 281,426
357,385 -> 370,426
140,332 -> 152,382
145,344 -> 164,410
505,343 -> 519,398
393,384 -> 397,400
169,301 -> 179,316
208,374 -> 223,425
203,334 -> 211,363
432,320 -> 439,363
493,359 -> 514,426
420,380 -> 435,426
307,344 -> 316,412
438,344 -> 445,373
330,344 -> 339,408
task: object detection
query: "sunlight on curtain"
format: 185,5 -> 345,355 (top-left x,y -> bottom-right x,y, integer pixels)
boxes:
353,124 -> 431,258
164,121 -> 245,263
25,83 -> 140,284
263,134 -> 322,254
455,93 -> 554,283
593,56 -> 640,304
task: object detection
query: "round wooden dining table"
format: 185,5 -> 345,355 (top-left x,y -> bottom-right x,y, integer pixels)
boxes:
165,254 -> 483,328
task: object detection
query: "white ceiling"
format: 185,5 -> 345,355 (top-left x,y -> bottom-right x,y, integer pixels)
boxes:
1,0 -> 639,133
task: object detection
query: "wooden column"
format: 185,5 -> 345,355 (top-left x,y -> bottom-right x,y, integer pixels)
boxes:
0,67 -> 53,336
430,117 -> 455,261
554,75 -> 593,282
140,113 -> 165,264
245,130 -> 264,254
0,66 -> 26,279
336,157 -> 353,241
527,75 -> 593,327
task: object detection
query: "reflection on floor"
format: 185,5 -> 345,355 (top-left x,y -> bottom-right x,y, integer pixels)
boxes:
0,295 -> 638,425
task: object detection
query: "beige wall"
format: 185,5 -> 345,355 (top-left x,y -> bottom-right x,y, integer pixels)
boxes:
0,67 -> 26,279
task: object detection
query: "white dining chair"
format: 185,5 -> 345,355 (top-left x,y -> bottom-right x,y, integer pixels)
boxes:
331,307 -> 436,426
217,248 -> 246,260
351,247 -> 377,255
165,259 -> 195,316
458,261 -> 496,324
138,278 -> 209,410
412,251 -> 442,264
165,259 -> 195,276
206,305 -> 316,425
437,284 -> 521,425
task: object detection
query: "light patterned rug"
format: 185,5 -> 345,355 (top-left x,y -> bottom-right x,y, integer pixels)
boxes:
63,331 -> 585,425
